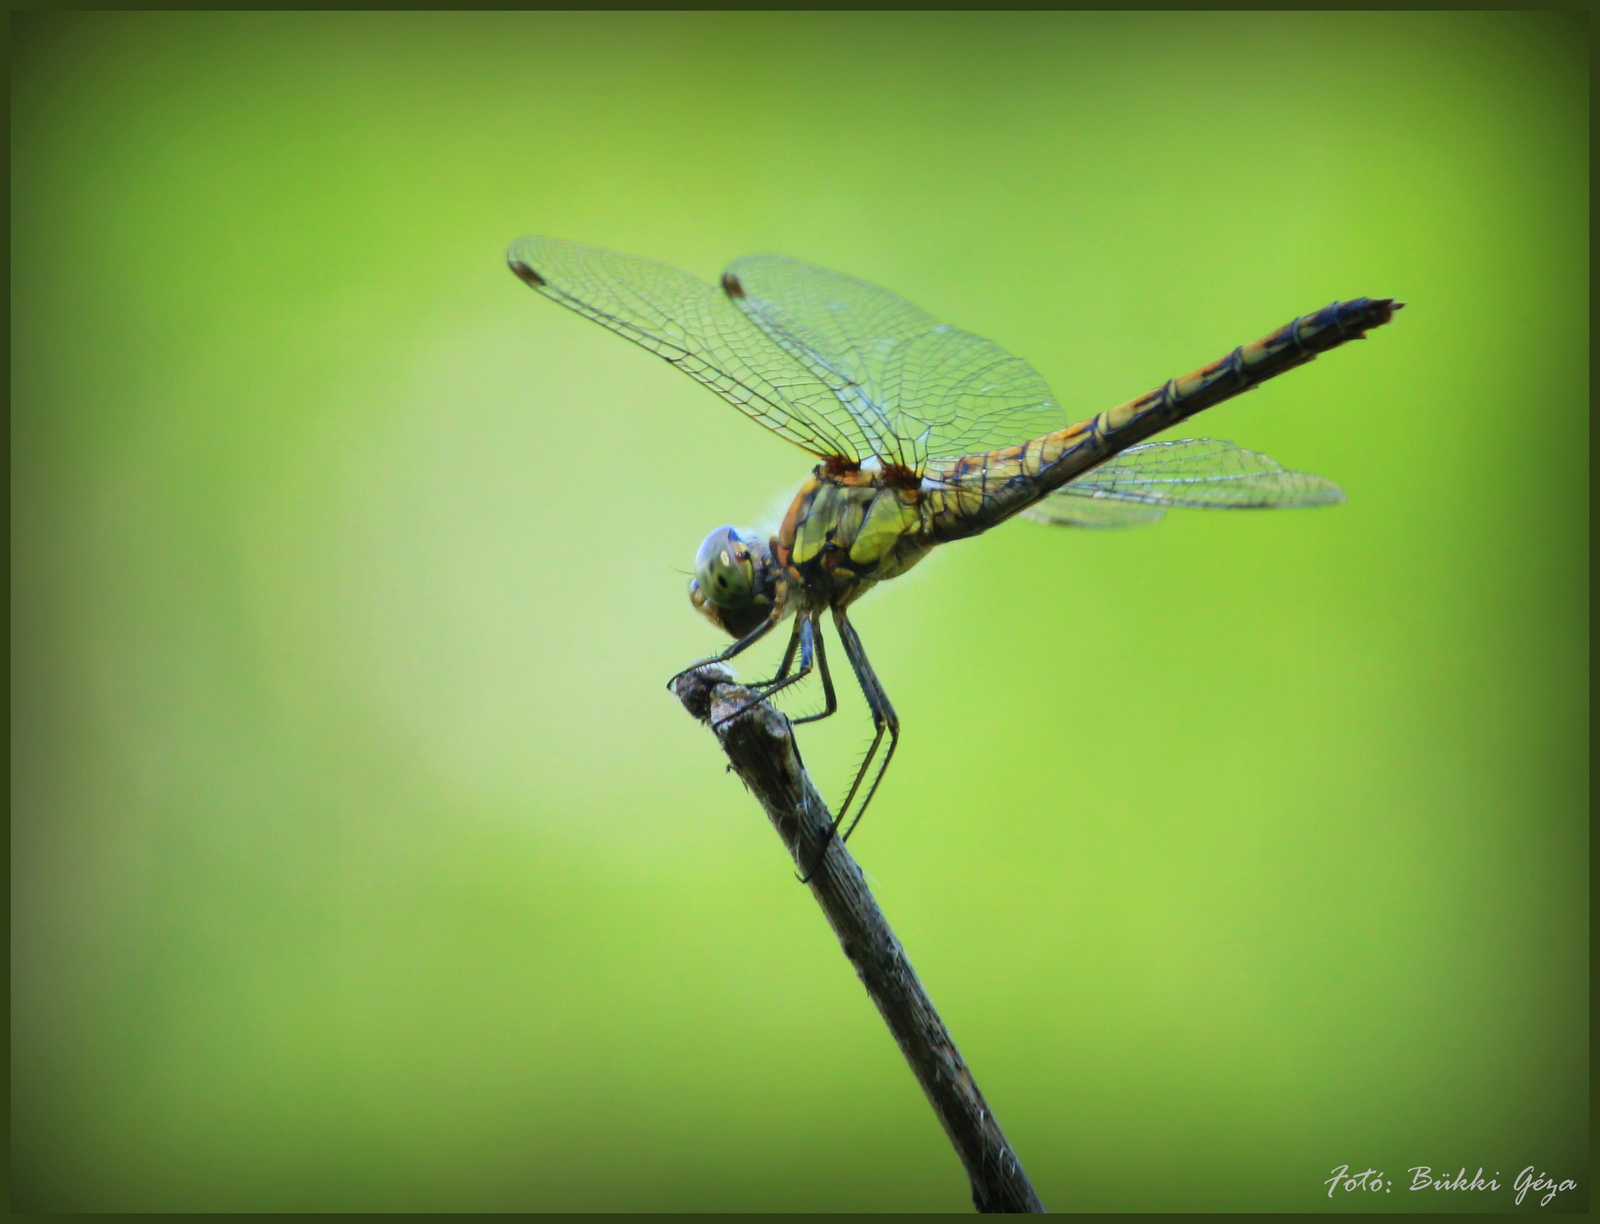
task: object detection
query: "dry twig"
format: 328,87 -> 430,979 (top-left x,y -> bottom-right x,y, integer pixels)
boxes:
672,664 -> 1045,1214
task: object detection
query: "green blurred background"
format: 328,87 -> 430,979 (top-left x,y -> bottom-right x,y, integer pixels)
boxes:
12,12 -> 1587,1213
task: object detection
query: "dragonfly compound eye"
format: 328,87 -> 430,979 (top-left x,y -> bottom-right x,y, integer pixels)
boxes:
693,525 -> 757,609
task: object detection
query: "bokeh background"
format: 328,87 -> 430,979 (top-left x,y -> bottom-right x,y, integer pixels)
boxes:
12,12 -> 1587,1213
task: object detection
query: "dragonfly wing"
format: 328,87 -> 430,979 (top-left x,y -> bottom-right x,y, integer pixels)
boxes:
723,254 -> 1064,473
1039,437 -> 1345,513
1020,499 -> 1167,528
508,236 -> 866,462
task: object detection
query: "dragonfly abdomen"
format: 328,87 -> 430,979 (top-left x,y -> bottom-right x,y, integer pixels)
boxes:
923,297 -> 1399,538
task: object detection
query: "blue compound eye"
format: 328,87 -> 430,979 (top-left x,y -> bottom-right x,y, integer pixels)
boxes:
693,526 -> 755,609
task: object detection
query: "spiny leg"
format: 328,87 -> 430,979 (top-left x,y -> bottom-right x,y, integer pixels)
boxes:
711,614 -> 819,730
741,613 -> 803,691
790,616 -> 837,727
666,602 -> 783,690
799,608 -> 899,883
769,616 -> 803,684
832,609 -> 899,844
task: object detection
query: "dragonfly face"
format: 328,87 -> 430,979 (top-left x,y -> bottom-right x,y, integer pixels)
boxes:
690,525 -> 781,640
507,235 -> 1398,861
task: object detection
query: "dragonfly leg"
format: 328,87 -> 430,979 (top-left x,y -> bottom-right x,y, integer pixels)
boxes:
710,615 -> 819,730
832,609 -> 899,843
799,608 -> 899,883
743,614 -> 803,690
790,618 -> 837,726
666,603 -> 783,691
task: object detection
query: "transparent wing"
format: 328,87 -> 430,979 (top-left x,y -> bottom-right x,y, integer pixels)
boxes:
1017,499 -> 1171,528
1020,499 -> 1167,528
1028,438 -> 1344,525
507,236 -> 866,461
723,254 -> 1064,473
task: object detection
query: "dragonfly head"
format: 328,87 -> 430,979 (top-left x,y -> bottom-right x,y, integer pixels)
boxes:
690,525 -> 775,638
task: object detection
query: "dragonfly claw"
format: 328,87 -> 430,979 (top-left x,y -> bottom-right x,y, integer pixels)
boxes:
795,824 -> 839,885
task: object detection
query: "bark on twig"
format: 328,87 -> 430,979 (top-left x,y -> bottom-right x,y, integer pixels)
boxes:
672,664 -> 1046,1214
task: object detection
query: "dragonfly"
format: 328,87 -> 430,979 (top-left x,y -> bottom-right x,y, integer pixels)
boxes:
508,236 -> 1399,866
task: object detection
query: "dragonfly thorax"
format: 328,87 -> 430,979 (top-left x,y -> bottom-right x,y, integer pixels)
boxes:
778,471 -> 933,602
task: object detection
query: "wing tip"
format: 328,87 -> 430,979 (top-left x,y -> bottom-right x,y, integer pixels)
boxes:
508,258 -> 547,288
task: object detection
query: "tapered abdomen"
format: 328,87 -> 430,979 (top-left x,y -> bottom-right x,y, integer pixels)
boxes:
921,297 -> 1399,540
